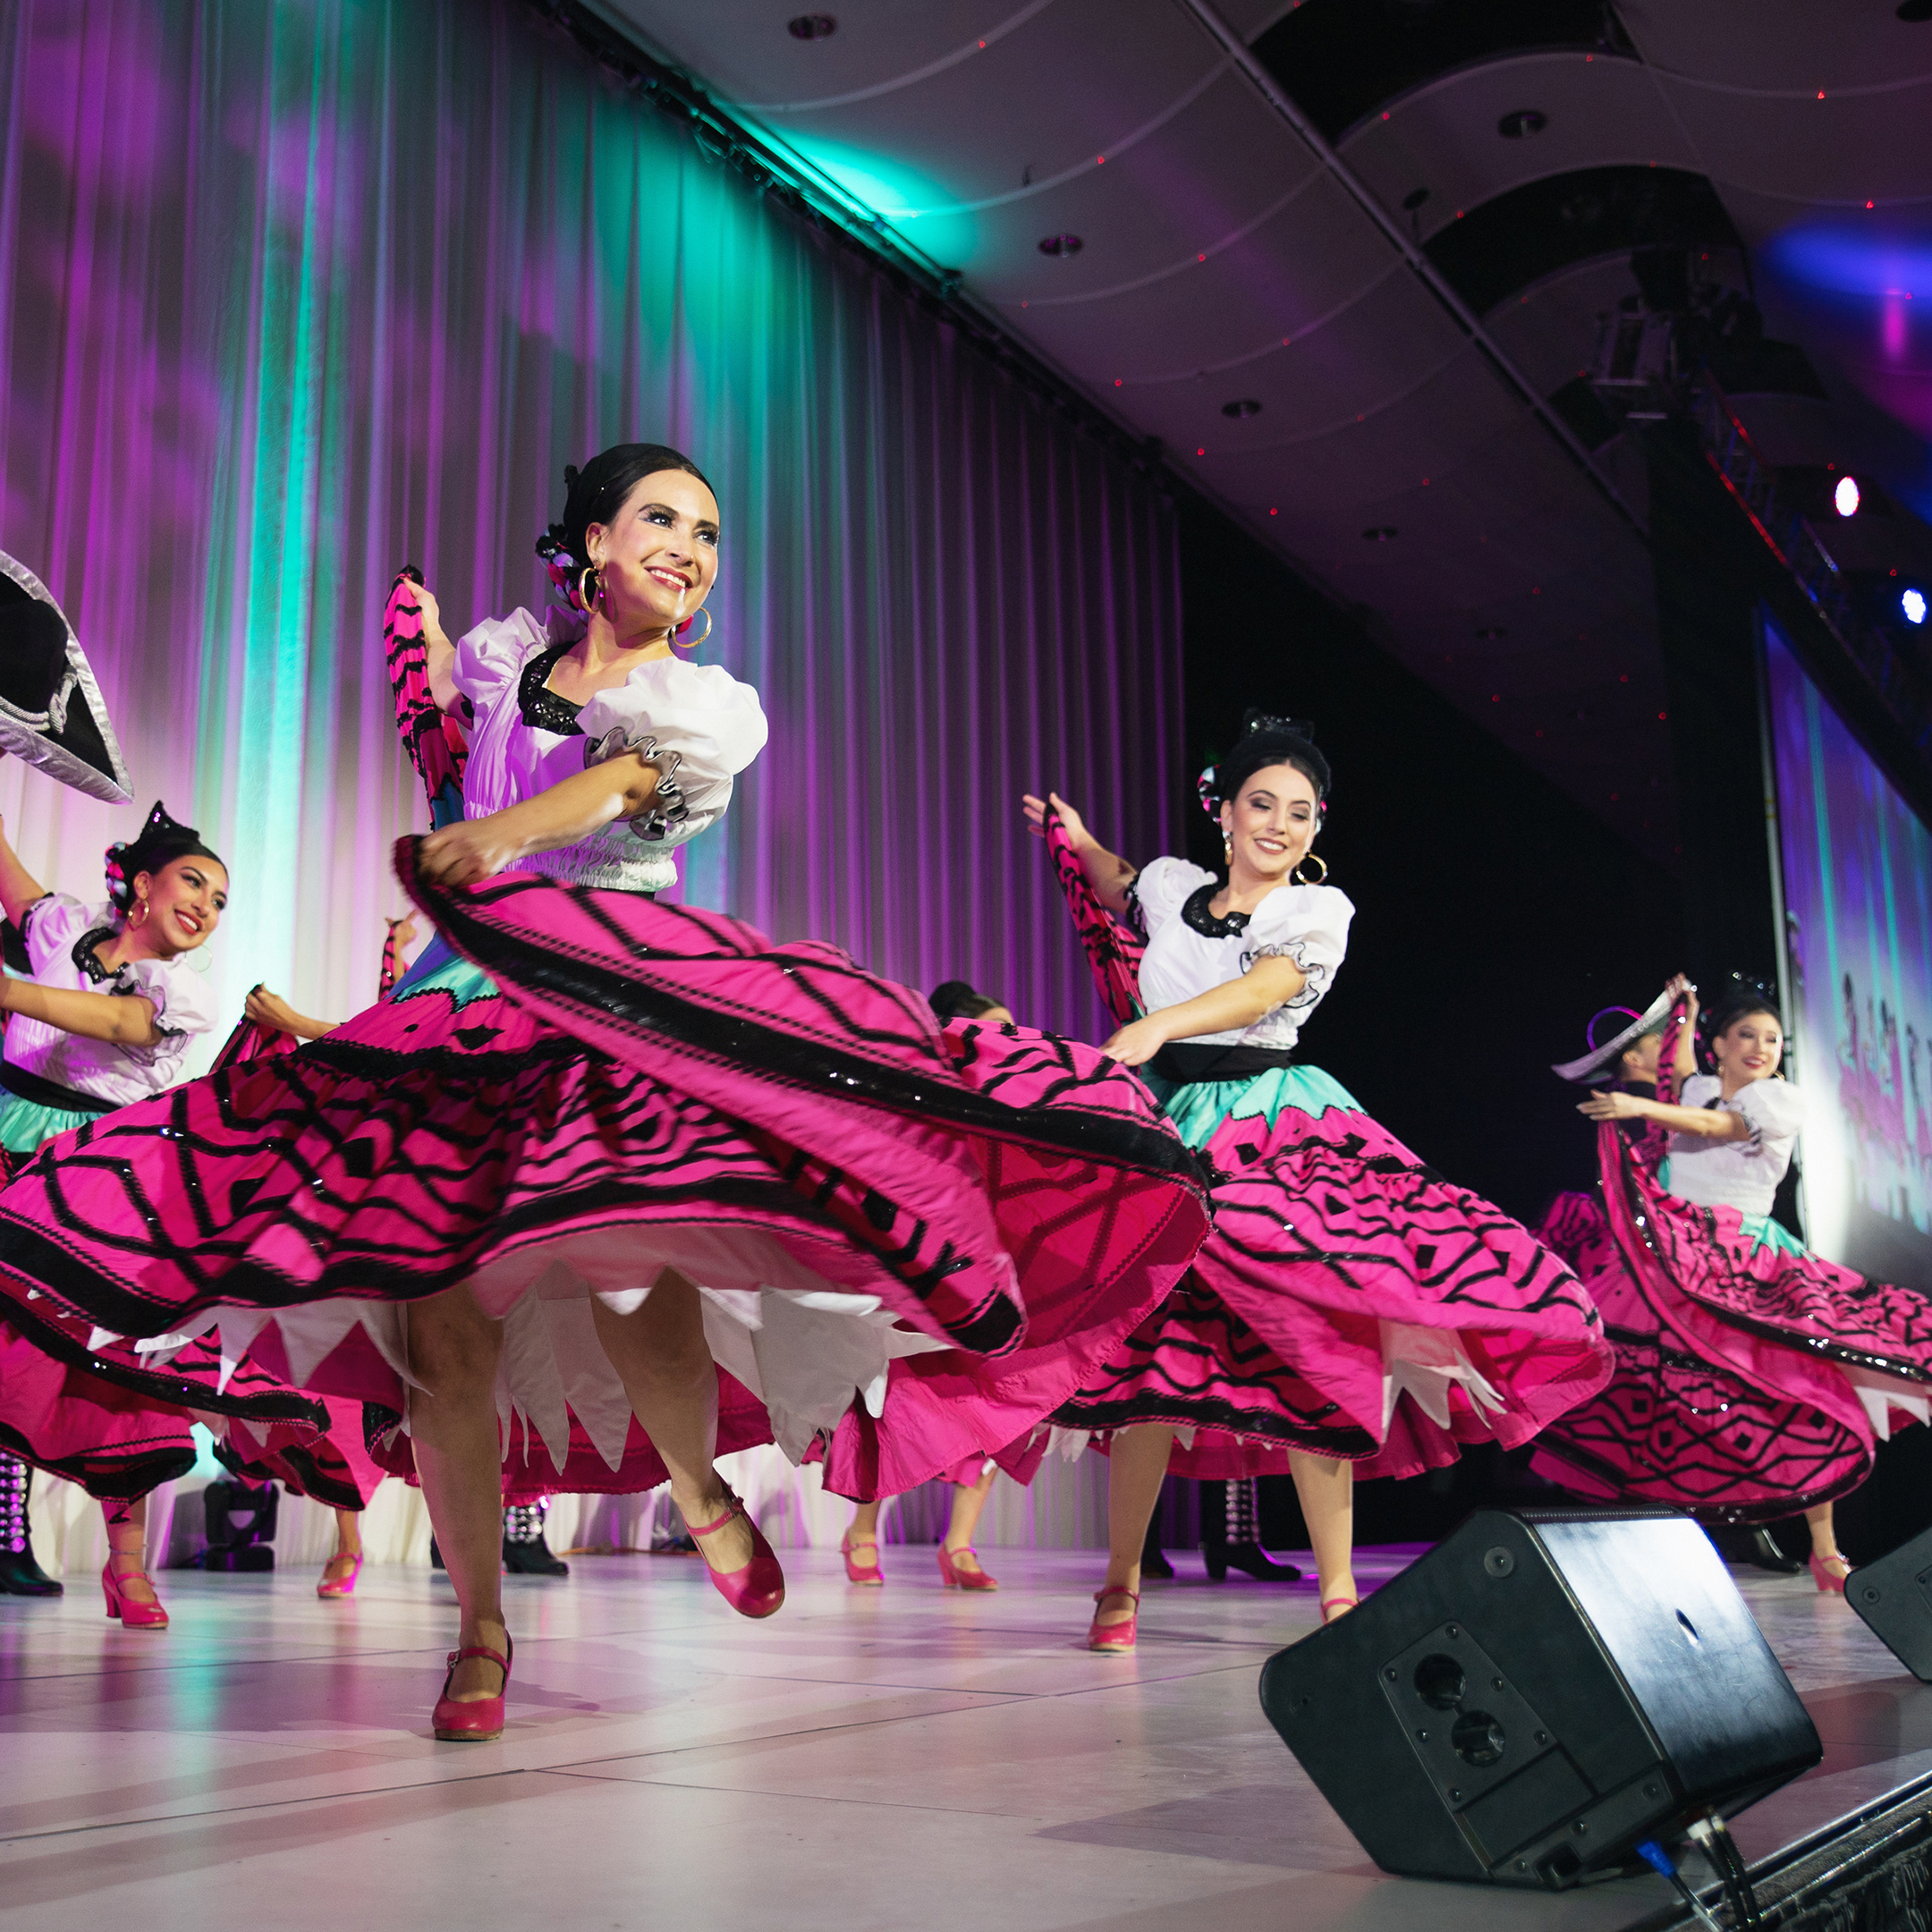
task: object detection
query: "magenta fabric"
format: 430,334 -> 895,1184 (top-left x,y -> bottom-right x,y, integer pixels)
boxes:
1054,1091 -> 1615,1483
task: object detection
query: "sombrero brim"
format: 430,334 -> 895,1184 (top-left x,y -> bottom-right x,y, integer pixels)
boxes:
0,553 -> 133,804
1551,986 -> 1676,1083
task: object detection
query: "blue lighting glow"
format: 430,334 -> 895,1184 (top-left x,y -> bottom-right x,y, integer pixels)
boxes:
1904,588 -> 1928,625
1767,225 -> 1932,298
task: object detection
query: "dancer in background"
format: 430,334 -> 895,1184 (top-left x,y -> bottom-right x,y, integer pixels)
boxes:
1536,979 -> 1932,1591
0,444 -> 1208,1743
0,803 -> 221,1625
1539,983 -> 1800,1578
1028,711 -> 1614,1648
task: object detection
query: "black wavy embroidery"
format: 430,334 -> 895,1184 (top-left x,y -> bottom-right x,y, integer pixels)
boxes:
402,847 -> 1208,1188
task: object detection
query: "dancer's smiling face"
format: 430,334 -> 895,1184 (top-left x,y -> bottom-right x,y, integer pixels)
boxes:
132,853 -> 227,956
1713,1010 -> 1784,1086
586,469 -> 720,643
1220,762 -> 1318,885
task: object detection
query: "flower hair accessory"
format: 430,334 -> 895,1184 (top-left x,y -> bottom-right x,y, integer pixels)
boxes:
1196,710 -> 1331,815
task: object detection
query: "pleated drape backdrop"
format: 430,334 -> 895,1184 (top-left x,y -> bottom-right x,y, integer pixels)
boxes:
0,0 -> 1180,1057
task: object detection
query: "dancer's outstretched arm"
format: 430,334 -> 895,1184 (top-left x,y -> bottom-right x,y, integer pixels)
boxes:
0,976 -> 159,1046
245,987 -> 335,1040
1578,1088 -> 1752,1141
1021,792 -> 1137,913
1099,954 -> 1308,1068
417,758 -> 665,888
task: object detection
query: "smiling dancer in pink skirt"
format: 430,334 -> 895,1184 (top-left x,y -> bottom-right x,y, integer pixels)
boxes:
0,443 -> 1208,1738
1532,979 -> 1932,1592
1026,712 -> 1614,1647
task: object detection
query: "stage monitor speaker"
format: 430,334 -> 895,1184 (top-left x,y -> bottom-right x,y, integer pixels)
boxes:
1847,1528 -> 1932,1681
1258,1509 -> 1819,1891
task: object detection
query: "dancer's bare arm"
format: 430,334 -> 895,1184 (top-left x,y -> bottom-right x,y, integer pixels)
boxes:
1021,792 -> 1137,914
415,759 -> 664,888
1578,1089 -> 1753,1140
0,807 -> 47,929
246,987 -> 336,1040
1666,972 -> 1699,1083
0,977 -> 160,1047
1099,956 -> 1309,1069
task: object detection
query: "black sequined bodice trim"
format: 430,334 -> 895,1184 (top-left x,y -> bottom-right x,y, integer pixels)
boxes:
1181,883 -> 1250,938
519,643 -> 585,737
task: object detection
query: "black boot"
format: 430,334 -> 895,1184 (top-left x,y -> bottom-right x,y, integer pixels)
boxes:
1140,1511 -> 1174,1581
503,1501 -> 569,1577
1203,1477 -> 1302,1582
0,1453 -> 61,1596
1739,1525 -> 1804,1574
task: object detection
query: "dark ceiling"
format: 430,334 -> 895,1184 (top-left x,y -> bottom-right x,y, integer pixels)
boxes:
600,0 -> 1932,863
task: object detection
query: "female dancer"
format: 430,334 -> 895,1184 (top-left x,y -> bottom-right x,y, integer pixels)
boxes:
0,802 -> 223,1623
1534,980 -> 1932,1589
1027,712 -> 1614,1647
0,444 -> 1208,1737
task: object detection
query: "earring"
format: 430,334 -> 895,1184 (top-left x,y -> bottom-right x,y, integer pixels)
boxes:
1292,853 -> 1328,886
674,607 -> 714,649
131,895 -> 148,928
577,564 -> 600,612
1223,837 -> 1233,866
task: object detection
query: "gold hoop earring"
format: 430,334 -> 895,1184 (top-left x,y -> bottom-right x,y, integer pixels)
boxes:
674,607 -> 714,649
578,565 -> 600,612
1292,852 -> 1327,886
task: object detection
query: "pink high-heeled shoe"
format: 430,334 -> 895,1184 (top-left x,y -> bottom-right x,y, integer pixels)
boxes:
317,1551 -> 363,1599
688,1491 -> 785,1619
937,1546 -> 998,1591
100,1560 -> 169,1630
1809,1552 -> 1850,1596
840,1532 -> 883,1586
1087,1584 -> 1139,1652
433,1636 -> 513,1742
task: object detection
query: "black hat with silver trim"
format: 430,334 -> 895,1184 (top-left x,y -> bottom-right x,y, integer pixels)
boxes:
1551,986 -> 1675,1085
0,552 -> 133,803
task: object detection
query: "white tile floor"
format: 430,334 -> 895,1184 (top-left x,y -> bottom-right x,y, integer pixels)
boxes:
0,1546 -> 1920,1931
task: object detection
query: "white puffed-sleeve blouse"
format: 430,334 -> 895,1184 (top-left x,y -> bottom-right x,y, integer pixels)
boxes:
1665,1073 -> 1807,1218
1132,857 -> 1354,1051
453,607 -> 767,894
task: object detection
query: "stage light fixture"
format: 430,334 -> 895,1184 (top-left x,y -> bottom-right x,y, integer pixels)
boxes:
1498,109 -> 1547,139
1221,399 -> 1262,419
1475,626 -> 1507,641
1402,188 -> 1430,211
1835,474 -> 1861,516
1038,233 -> 1083,257
787,13 -> 836,38
1362,526 -> 1398,541
1904,588 -> 1928,625
1898,0 -> 1932,21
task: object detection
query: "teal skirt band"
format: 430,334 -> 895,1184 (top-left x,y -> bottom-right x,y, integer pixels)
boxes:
1141,1062 -> 1364,1151
0,1091 -> 101,1157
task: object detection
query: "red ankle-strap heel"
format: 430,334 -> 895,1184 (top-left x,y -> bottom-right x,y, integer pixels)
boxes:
937,1546 -> 998,1591
686,1491 -> 785,1620
100,1560 -> 169,1630
841,1531 -> 883,1586
433,1636 -> 513,1742
1087,1585 -> 1139,1652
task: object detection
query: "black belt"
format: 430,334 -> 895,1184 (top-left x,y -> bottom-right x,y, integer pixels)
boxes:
1148,1043 -> 1297,1083
0,1059 -> 118,1116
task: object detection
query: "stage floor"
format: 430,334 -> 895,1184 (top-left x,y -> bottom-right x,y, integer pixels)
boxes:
2,1545 -> 1928,1930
